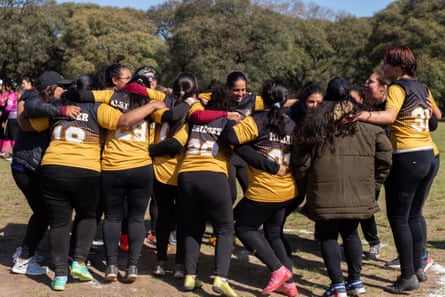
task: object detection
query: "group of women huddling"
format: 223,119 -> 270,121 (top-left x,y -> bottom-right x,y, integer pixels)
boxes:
9,44 -> 439,297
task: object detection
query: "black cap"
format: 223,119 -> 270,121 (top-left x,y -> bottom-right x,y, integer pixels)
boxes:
36,71 -> 73,90
324,77 -> 351,102
136,66 -> 156,77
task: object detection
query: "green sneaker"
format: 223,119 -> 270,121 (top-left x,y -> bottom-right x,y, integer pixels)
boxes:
70,260 -> 93,281
51,276 -> 67,291
212,276 -> 238,297
183,274 -> 203,291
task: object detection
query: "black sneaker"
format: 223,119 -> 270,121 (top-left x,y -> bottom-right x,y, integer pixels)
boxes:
386,275 -> 419,294
384,257 -> 400,269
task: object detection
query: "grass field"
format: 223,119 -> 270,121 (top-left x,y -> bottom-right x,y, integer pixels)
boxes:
0,124 -> 444,296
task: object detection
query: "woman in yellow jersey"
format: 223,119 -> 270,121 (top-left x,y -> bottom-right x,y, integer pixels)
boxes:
24,71 -> 164,291
358,45 -> 437,294
149,72 -> 201,279
177,85 -> 238,297
223,79 -> 298,297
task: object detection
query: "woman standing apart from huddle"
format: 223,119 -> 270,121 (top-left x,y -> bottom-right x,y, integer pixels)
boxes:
357,45 -> 437,294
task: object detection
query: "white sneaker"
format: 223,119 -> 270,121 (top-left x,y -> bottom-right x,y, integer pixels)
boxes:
169,231 -> 177,246
13,247 -> 44,263
12,247 -> 22,262
11,257 -> 48,275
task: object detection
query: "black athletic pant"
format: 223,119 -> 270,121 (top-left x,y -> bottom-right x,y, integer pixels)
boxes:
317,219 -> 362,284
359,191 -> 381,246
11,163 -> 49,259
102,165 -> 153,267
235,197 -> 294,276
41,165 -> 100,277
178,171 -> 234,278
385,150 -> 435,278
153,179 -> 183,265
228,153 -> 249,203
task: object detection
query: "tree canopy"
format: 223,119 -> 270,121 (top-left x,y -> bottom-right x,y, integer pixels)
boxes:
0,0 -> 444,107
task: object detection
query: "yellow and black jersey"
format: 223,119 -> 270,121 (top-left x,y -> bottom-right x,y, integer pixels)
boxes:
100,91 -> 155,171
151,96 -> 202,185
200,92 -> 264,116
178,116 -> 233,176
228,112 -> 297,203
32,102 -> 122,172
386,78 -> 435,154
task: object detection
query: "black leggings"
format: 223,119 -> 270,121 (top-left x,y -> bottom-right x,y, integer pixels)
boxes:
178,171 -> 234,278
235,198 -> 294,277
359,191 -> 381,246
153,180 -> 183,264
11,164 -> 49,259
228,153 -> 249,203
317,219 -> 362,283
385,150 -> 435,278
102,165 -> 153,266
41,165 -> 100,277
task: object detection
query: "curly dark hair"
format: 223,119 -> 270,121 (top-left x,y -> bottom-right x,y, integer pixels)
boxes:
206,85 -> 236,112
295,99 -> 364,152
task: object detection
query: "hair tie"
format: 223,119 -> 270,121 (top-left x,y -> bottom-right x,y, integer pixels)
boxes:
273,102 -> 281,109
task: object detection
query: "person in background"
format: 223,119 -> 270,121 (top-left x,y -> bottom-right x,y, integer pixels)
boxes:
293,77 -> 392,297
358,70 -> 390,261
357,45 -> 437,294
224,79 -> 298,297
133,65 -> 161,247
1,80 -> 19,160
289,82 -> 325,126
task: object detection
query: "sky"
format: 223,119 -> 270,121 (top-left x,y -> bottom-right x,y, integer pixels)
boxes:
56,0 -> 396,18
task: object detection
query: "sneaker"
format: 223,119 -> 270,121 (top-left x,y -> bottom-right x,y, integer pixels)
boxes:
212,276 -> 238,297
119,234 -> 129,253
346,280 -> 366,296
11,257 -> 48,275
262,266 -> 292,295
174,264 -> 185,279
12,247 -> 22,262
146,232 -> 157,246
384,257 -> 400,269
209,235 -> 217,246
105,265 -> 118,282
123,265 -> 137,283
169,231 -> 177,245
416,268 -> 427,282
92,239 -> 104,246
364,243 -> 380,260
275,282 -> 299,297
323,283 -> 347,297
421,255 -> 433,272
51,276 -> 67,291
385,275 -> 419,294
70,260 -> 93,281
183,274 -> 203,291
13,247 -> 44,263
153,261 -> 167,276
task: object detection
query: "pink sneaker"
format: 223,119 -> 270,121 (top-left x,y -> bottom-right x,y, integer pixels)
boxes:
276,282 -> 298,297
262,266 -> 292,295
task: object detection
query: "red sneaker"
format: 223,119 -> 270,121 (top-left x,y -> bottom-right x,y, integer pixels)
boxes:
146,232 -> 157,247
262,266 -> 292,295
119,234 -> 129,253
276,282 -> 299,297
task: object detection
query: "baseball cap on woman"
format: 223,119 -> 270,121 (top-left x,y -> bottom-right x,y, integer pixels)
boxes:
36,71 -> 73,90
